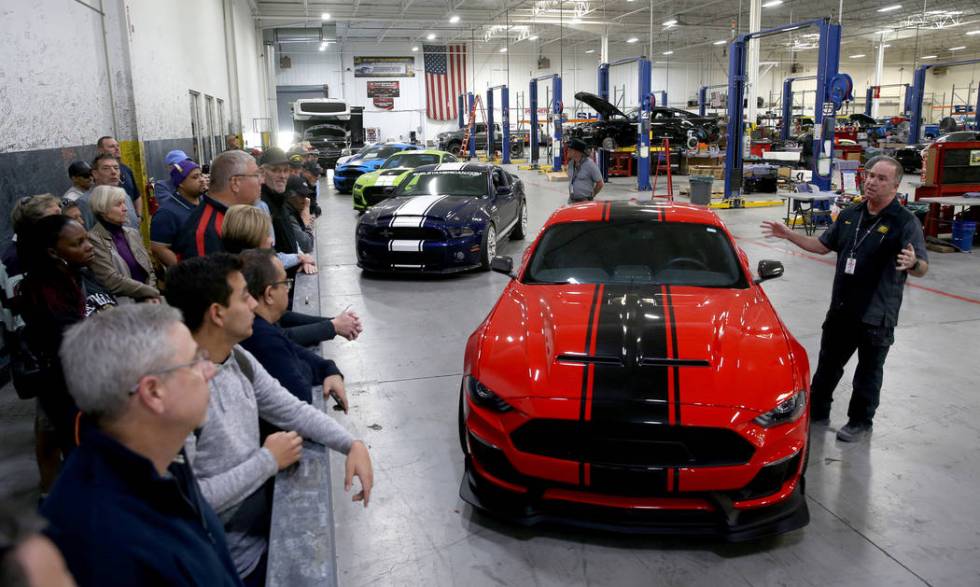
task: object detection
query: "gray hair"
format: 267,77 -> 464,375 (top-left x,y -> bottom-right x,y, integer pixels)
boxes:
88,185 -> 128,217
865,155 -> 904,187
59,305 -> 184,423
210,149 -> 254,192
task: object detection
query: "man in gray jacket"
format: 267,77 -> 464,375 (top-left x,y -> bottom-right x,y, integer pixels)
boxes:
164,253 -> 373,584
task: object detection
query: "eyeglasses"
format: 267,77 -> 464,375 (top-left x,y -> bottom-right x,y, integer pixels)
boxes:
129,349 -> 212,394
270,278 -> 294,290
232,173 -> 262,181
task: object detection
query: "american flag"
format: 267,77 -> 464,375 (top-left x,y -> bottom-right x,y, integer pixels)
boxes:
423,44 -> 467,120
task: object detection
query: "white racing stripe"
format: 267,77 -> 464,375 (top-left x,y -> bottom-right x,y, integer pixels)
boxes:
435,162 -> 467,171
389,195 -> 447,228
388,239 -> 425,252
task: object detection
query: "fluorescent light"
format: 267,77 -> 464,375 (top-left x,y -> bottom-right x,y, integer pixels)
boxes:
850,54 -> 866,58
949,46 -> 966,51
499,47 -> 507,53
713,39 -> 727,45
662,50 -> 674,55
663,19 -> 678,26
449,15 -> 460,24
318,45 -> 326,52
586,49 -> 595,54
529,34 -> 539,40
883,44 -> 891,48
967,30 -> 980,36
412,46 -> 419,52
878,4 -> 902,12
570,18 -> 582,24
921,55 -> 937,59
626,37 -> 639,43
426,33 -> 436,40
320,12 -> 330,20
762,0 -> 783,7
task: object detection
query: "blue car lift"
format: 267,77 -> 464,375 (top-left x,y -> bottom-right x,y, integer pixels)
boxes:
724,18 -> 852,204
864,83 -> 911,117
486,85 -> 511,164
529,74 -> 562,172
698,84 -> 728,117
457,94 -> 466,128
909,58 -> 980,142
597,57 -> 653,190
780,75 -> 816,141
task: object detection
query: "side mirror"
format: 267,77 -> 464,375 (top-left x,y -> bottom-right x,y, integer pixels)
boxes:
495,185 -> 511,195
755,260 -> 784,284
490,256 -> 514,277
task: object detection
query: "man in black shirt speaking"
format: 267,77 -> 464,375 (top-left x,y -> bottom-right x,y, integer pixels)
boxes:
761,155 -> 928,442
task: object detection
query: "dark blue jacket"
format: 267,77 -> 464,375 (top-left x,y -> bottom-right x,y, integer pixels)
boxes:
241,314 -> 341,403
41,429 -> 243,587
120,163 -> 139,203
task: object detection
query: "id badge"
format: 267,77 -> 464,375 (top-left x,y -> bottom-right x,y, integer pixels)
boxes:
845,256 -> 856,275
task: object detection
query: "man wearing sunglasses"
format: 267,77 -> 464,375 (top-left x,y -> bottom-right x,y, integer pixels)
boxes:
238,249 -> 347,410
39,305 -> 242,586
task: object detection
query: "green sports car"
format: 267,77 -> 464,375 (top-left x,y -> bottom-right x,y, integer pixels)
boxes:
352,149 -> 459,212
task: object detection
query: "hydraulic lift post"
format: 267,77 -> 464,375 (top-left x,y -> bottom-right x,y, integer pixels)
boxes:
724,18 -> 851,203
781,75 -> 816,141
597,57 -> 653,190
487,85 -> 511,163
698,84 -> 728,117
529,74 -> 562,172
467,93 -> 477,159
909,58 -> 980,142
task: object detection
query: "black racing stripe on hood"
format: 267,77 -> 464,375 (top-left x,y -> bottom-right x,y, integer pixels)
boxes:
664,285 -> 682,425
578,284 -> 603,423
606,201 -> 664,223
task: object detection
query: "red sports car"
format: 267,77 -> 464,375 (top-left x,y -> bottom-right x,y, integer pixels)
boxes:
459,200 -> 810,540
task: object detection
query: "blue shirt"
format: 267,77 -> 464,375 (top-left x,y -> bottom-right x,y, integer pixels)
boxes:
151,192 -> 199,246
41,429 -> 243,587
120,163 -> 139,202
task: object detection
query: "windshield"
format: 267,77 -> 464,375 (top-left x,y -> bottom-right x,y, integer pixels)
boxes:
359,145 -> 403,160
395,171 -> 488,197
381,153 -> 442,170
524,221 -> 747,288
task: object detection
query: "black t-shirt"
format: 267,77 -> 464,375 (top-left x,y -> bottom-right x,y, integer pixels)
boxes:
818,198 -> 928,327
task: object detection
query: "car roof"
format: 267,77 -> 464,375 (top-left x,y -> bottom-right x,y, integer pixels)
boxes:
390,149 -> 453,156
413,162 -> 494,173
545,200 -> 724,227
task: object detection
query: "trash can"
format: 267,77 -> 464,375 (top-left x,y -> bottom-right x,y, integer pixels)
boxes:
688,175 -> 714,205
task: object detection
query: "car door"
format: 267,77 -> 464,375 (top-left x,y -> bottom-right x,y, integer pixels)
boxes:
490,166 -> 519,233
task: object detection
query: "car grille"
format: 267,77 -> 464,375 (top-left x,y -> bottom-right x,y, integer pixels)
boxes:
361,225 -> 445,241
363,186 -> 395,205
511,419 -> 755,468
337,170 -> 365,181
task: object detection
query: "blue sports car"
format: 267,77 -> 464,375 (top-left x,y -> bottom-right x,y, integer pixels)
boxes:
333,143 -> 420,193
355,162 -> 527,273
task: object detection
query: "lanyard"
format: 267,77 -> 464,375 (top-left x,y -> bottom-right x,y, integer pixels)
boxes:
849,209 -> 883,257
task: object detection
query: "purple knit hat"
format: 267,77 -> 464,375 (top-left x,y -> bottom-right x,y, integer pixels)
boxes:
170,159 -> 200,187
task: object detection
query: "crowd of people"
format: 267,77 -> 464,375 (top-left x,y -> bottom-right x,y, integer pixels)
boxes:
0,135 -> 370,587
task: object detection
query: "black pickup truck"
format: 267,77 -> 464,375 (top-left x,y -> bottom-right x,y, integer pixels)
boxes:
436,123 -> 554,157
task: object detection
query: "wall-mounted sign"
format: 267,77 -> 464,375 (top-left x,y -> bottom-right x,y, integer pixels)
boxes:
367,81 -> 400,98
354,56 -> 415,77
373,97 -> 395,110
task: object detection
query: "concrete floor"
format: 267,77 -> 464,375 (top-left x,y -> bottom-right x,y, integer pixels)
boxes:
317,169 -> 980,587
1,168 -> 978,586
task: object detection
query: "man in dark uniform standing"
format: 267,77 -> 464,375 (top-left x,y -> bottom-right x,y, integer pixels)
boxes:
761,155 -> 928,442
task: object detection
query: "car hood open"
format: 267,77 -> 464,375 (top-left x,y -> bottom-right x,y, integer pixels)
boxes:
473,282 -> 801,413
575,91 -> 628,120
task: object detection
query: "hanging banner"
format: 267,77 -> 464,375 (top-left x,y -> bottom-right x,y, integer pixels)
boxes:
354,56 -> 415,77
367,81 -> 400,98
373,97 -> 395,110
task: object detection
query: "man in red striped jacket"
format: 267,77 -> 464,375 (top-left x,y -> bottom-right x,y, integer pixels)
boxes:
172,150 -> 263,260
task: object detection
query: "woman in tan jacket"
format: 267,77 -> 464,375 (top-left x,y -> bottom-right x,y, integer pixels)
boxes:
88,186 -> 160,302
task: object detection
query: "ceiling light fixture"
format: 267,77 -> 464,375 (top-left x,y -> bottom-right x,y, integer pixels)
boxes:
449,15 -> 460,24
318,45 -> 326,51
850,54 -> 866,58
921,55 -> 937,59
426,33 -> 436,40
762,0 -> 783,7
571,18 -> 582,24
713,39 -> 727,45
321,12 -> 331,20
586,49 -> 595,53
877,5 -> 902,12
883,44 -> 891,47
412,46 -> 419,52
626,37 -> 639,43
663,19 -> 678,26
967,30 -> 980,36
499,47 -> 507,53
662,50 -> 674,55
949,46 -> 966,51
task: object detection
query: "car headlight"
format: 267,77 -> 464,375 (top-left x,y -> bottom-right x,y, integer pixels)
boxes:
754,391 -> 807,428
356,224 -> 371,237
466,376 -> 512,412
447,226 -> 475,238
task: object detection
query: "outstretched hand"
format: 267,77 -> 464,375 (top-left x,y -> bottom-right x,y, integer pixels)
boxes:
896,243 -> 917,271
345,441 -> 373,507
761,220 -> 792,240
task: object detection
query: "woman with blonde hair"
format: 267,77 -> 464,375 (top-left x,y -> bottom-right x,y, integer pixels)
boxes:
87,185 -> 159,302
221,204 -> 274,253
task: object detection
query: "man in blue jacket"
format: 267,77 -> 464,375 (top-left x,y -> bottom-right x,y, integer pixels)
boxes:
40,305 -> 243,586
238,248 -> 348,410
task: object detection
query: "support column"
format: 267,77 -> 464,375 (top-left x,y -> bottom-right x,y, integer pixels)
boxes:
222,0 -> 242,135
872,39 -> 886,118
746,0 -> 762,125
600,34 -> 609,64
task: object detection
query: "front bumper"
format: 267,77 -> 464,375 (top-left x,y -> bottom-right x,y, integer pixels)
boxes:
460,459 -> 808,541
355,231 -> 483,273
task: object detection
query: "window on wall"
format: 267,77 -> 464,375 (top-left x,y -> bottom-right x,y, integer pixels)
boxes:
204,94 -> 216,164
189,91 -> 204,163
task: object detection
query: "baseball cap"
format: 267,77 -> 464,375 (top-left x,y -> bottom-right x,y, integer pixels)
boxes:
566,138 -> 591,153
302,160 -> 324,176
259,147 -> 290,167
288,153 -> 305,168
68,161 -> 92,178
165,150 -> 189,166
284,175 -> 312,198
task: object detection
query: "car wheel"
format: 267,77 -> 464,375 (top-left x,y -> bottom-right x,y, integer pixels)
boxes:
480,223 -> 497,270
448,141 -> 462,156
510,141 -> 525,158
510,201 -> 527,240
601,136 -> 617,151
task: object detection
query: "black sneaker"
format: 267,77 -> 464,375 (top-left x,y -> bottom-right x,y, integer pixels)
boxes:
836,421 -> 872,442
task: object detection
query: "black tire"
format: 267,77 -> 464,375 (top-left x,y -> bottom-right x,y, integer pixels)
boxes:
479,223 -> 497,270
448,141 -> 462,156
510,141 -> 525,159
510,200 -> 527,241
